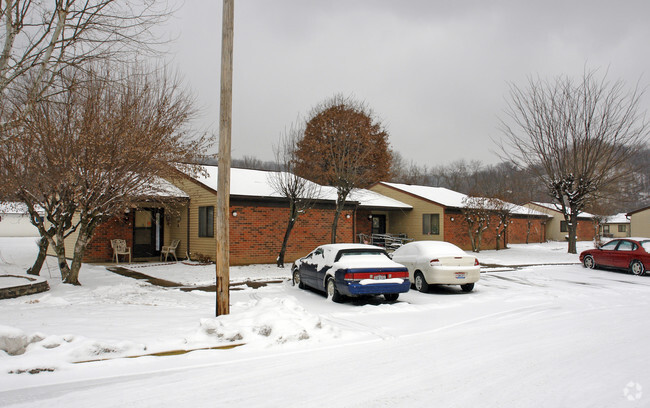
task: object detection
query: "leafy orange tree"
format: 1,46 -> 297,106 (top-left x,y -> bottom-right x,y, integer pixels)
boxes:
294,95 -> 391,242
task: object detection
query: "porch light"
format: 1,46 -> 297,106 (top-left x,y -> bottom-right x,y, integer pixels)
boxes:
346,214 -> 351,219
232,211 -> 238,217
450,217 -> 454,221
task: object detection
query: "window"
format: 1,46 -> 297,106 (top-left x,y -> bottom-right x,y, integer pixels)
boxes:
617,241 -> 635,251
560,221 -> 568,232
601,240 -> 618,250
422,214 -> 440,235
618,225 -> 627,233
602,225 -> 610,234
198,206 -> 214,237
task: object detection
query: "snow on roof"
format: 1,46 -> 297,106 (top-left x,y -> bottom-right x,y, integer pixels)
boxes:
0,202 -> 44,215
603,213 -> 630,224
379,182 -> 546,216
190,166 -> 411,209
348,189 -> 412,209
531,202 -> 596,218
137,177 -> 189,198
380,182 -> 468,207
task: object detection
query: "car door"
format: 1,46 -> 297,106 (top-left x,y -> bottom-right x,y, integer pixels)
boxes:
300,248 -> 324,288
596,240 -> 619,267
611,240 -> 636,269
390,246 -> 415,278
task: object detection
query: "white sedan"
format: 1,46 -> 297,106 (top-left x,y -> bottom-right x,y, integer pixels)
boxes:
390,241 -> 480,293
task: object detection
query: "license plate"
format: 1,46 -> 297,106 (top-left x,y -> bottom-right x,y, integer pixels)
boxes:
455,272 -> 466,279
373,275 -> 386,280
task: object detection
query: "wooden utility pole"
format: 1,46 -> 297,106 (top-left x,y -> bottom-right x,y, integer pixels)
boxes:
216,0 -> 234,316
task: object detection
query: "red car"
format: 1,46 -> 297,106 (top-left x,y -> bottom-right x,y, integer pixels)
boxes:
579,238 -> 650,276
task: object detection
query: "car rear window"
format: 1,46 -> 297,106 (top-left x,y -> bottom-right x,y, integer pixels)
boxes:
641,241 -> 650,252
336,250 -> 388,262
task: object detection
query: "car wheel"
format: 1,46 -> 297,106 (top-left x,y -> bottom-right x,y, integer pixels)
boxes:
326,278 -> 343,303
414,272 -> 429,293
292,269 -> 304,288
630,260 -> 645,276
460,283 -> 474,292
384,293 -> 399,302
583,255 -> 596,269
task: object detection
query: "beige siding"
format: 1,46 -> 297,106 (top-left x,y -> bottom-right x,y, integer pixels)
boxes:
629,209 -> 650,237
167,175 -> 218,261
524,203 -> 564,241
601,222 -> 630,238
46,213 -> 82,258
370,184 -> 444,241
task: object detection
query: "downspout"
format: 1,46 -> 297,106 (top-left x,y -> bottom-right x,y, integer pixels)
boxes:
353,205 -> 357,243
186,206 -> 191,260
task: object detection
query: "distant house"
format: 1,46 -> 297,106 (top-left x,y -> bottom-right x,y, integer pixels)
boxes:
56,167 -> 411,265
0,202 -> 43,237
524,202 -> 595,241
627,206 -> 650,237
600,213 -> 630,238
369,182 -> 549,251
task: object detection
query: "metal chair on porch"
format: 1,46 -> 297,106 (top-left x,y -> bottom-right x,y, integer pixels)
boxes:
110,239 -> 131,263
160,239 -> 180,262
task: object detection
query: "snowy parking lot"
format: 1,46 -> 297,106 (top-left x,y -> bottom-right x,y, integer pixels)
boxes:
1,237 -> 649,407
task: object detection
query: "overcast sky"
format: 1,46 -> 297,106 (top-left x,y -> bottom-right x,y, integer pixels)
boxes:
164,0 -> 650,167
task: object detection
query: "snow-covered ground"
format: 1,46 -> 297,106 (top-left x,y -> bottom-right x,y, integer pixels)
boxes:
1,237 -> 649,407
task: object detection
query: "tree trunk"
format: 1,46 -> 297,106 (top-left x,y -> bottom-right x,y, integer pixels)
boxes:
64,221 -> 92,285
26,236 -> 49,276
277,204 -> 298,267
331,195 -> 347,244
567,213 -> 578,254
467,224 -> 478,252
495,222 -> 502,251
48,232 -> 71,283
525,220 -> 531,244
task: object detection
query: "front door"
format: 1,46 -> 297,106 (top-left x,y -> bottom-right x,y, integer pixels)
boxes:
133,208 -> 164,258
371,214 -> 387,246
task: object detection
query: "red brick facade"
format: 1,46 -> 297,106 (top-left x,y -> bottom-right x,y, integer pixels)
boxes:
83,213 -> 134,262
229,202 -> 362,265
85,201 -> 371,265
575,218 -> 596,241
444,211 -> 548,251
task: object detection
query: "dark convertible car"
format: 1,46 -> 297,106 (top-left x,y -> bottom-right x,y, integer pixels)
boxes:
291,244 -> 410,302
579,238 -> 650,275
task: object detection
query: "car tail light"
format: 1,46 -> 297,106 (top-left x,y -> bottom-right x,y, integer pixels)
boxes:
430,259 -> 441,266
344,270 -> 409,280
474,258 -> 480,266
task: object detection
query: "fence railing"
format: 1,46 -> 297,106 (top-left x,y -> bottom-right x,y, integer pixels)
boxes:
358,233 -> 413,250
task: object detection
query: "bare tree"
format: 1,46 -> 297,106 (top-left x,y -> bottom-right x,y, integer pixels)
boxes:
461,196 -> 492,252
1,64 -> 206,284
499,69 -> 648,253
489,198 -> 515,250
0,0 -> 171,103
294,94 -> 392,242
269,123 -> 320,267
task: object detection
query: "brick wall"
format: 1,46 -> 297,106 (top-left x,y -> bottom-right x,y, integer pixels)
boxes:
84,201 -> 366,265
229,203 -> 357,265
83,213 -> 134,262
444,211 -> 548,251
576,219 -> 596,241
507,216 -> 546,244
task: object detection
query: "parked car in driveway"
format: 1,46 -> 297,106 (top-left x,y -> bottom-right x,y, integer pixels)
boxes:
390,241 -> 480,293
291,244 -> 410,302
579,238 -> 650,275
